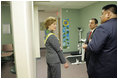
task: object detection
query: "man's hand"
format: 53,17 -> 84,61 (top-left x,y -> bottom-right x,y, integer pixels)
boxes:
82,44 -> 87,49
64,62 -> 69,69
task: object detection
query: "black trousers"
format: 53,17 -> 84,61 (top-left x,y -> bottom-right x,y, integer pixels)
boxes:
47,63 -> 61,78
84,52 -> 90,69
85,58 -> 90,69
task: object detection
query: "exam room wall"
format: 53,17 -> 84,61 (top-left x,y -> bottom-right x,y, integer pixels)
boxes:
62,9 -> 80,52
1,5 -> 13,45
79,1 -> 117,39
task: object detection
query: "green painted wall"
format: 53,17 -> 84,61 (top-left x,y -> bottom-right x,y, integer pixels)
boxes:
62,1 -> 117,52
1,5 -> 13,45
62,9 -> 80,52
79,1 -> 117,39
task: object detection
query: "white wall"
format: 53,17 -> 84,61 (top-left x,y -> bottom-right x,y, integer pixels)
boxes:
38,12 -> 58,48
33,5 -> 40,58
11,1 -> 36,78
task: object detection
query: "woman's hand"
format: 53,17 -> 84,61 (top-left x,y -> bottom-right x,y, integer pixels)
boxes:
60,47 -> 62,50
64,62 -> 69,68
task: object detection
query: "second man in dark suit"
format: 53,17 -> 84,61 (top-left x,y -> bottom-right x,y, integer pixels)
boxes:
84,18 -> 98,69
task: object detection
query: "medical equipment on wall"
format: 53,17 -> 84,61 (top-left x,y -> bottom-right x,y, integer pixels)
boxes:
66,27 -> 86,65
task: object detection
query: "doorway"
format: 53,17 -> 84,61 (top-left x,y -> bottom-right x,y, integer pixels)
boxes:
1,1 -> 16,78
34,2 -> 62,77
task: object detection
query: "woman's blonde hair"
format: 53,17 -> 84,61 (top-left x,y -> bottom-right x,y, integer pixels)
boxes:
44,17 -> 57,29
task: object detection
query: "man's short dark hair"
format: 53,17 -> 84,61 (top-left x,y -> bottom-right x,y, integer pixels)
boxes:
91,18 -> 98,24
102,4 -> 117,14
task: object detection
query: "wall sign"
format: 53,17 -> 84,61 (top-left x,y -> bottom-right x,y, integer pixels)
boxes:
62,19 -> 70,49
3,24 -> 11,34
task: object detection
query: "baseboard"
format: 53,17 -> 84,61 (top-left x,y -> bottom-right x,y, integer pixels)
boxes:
63,51 -> 81,55
40,47 -> 46,49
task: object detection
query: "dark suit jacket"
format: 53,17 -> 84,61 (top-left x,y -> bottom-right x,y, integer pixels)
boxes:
84,32 -> 91,61
87,18 -> 117,78
84,30 -> 95,68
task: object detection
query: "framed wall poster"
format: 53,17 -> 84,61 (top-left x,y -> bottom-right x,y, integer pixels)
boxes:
40,22 -> 45,31
62,19 -> 70,49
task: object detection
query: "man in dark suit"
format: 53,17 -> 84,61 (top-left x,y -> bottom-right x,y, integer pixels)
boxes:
84,18 -> 98,69
83,4 -> 117,78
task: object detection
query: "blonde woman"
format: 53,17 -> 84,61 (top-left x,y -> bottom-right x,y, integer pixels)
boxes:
44,17 -> 69,78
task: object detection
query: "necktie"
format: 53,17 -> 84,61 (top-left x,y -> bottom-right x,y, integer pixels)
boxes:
88,31 -> 92,41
